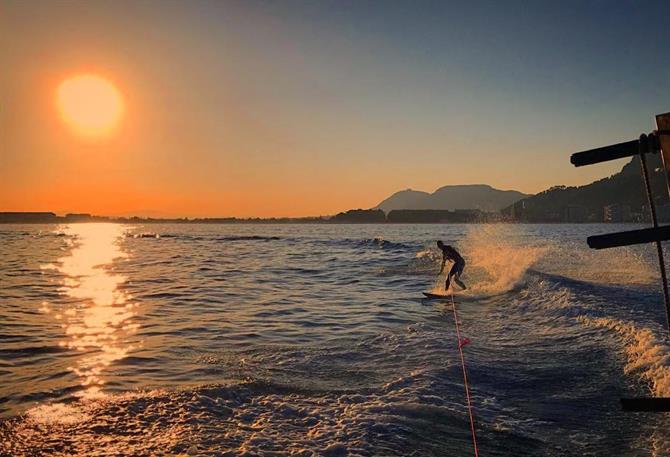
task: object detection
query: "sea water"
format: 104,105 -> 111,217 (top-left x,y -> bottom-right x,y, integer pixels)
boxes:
1,223 -> 669,456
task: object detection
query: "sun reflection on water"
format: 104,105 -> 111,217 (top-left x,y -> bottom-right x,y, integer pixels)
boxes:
44,223 -> 137,400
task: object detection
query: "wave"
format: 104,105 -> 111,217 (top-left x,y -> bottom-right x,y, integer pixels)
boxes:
359,236 -> 412,250
216,235 -> 281,242
307,237 -> 414,252
578,316 -> 670,396
538,241 -> 657,287
124,232 -> 282,242
127,232 -> 161,239
0,369 -> 483,457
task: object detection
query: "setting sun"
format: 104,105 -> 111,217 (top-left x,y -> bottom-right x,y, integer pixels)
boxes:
56,74 -> 124,138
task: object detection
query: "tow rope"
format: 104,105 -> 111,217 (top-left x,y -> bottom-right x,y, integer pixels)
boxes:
450,291 -> 480,457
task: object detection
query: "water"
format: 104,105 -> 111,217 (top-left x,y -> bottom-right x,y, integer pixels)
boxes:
1,223 -> 669,456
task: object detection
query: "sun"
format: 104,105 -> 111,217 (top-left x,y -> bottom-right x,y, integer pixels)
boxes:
56,74 -> 124,138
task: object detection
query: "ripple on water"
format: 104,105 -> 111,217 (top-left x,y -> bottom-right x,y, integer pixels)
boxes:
2,223 -> 669,455
0,367 -> 550,457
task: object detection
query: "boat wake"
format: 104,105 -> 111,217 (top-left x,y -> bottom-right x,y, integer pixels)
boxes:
578,316 -> 670,397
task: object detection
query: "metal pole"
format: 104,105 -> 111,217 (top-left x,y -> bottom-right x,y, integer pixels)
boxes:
638,134 -> 670,332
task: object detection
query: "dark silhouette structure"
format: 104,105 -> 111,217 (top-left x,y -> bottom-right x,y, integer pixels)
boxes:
570,111 -> 670,412
0,212 -> 58,223
331,209 -> 386,223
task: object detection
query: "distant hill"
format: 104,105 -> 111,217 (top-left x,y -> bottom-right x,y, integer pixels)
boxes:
503,154 -> 670,222
374,184 -> 529,212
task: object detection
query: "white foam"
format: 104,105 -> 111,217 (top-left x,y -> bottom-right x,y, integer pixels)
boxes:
26,402 -> 90,425
578,316 -> 670,396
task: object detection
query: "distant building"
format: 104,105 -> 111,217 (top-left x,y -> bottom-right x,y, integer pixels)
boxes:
501,199 -> 527,222
0,212 -> 58,223
564,205 -> 588,222
65,213 -> 93,222
453,209 -> 484,221
603,204 -> 632,222
386,209 -> 486,223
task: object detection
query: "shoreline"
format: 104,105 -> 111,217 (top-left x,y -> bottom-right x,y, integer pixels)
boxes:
0,220 -> 647,225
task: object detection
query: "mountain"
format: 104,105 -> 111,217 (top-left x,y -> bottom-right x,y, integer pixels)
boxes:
374,184 -> 529,212
503,153 -> 669,222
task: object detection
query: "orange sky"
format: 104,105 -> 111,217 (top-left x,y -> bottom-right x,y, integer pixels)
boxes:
3,1 -> 662,218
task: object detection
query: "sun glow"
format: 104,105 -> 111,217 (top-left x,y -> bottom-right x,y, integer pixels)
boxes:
56,74 -> 124,137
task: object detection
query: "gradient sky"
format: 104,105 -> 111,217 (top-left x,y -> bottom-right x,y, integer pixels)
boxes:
2,0 -> 670,217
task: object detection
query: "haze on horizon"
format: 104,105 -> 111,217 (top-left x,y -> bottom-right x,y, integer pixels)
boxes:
2,0 -> 670,218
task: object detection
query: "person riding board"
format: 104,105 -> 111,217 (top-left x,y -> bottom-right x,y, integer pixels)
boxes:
437,241 -> 467,290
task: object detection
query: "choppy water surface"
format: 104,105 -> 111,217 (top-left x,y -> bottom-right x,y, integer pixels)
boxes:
2,223 -> 670,456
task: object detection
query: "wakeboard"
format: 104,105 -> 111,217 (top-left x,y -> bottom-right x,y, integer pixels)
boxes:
422,292 -> 452,300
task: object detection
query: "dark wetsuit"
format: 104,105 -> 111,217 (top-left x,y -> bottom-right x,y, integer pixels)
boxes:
440,245 -> 467,290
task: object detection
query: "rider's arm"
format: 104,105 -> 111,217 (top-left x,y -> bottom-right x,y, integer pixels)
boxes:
439,255 -> 447,274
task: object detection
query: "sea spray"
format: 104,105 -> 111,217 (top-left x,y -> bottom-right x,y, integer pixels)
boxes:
460,225 -> 546,295
430,272 -> 448,294
539,240 -> 657,286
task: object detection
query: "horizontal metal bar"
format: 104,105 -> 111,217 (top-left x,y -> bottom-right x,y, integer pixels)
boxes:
571,139 -> 639,167
621,397 -> 670,411
587,226 -> 670,249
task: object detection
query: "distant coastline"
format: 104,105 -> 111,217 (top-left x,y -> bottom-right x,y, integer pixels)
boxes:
0,212 -> 327,224
0,210 -> 500,224
0,210 -> 646,224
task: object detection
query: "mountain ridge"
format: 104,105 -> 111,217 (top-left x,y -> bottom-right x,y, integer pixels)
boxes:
374,184 -> 529,212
